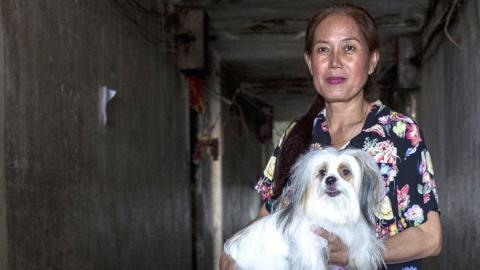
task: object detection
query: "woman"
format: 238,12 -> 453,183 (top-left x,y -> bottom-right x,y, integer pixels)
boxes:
221,4 -> 442,270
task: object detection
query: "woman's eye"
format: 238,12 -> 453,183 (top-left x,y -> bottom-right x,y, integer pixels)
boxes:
341,169 -> 351,176
345,45 -> 355,52
316,47 -> 329,54
319,169 -> 327,176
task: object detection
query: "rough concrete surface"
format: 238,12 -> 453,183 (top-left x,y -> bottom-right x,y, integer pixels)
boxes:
419,0 -> 480,269
0,1 -> 191,269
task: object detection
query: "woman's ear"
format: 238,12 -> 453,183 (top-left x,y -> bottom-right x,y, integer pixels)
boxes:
304,53 -> 313,75
368,50 -> 380,75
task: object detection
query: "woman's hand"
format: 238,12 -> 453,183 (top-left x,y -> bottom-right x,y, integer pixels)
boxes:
311,227 -> 348,266
312,211 -> 441,267
219,252 -> 238,270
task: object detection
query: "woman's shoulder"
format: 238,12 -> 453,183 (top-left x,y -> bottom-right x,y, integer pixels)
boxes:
363,101 -> 425,159
369,102 -> 421,139
371,101 -> 416,125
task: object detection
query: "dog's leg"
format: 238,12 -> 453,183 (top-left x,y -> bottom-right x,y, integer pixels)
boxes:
346,235 -> 384,270
288,223 -> 329,270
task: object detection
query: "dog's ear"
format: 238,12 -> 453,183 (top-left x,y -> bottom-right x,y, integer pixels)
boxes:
349,150 -> 385,226
276,150 -> 315,232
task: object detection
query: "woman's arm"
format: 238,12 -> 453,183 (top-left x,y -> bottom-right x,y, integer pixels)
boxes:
219,253 -> 238,270
315,211 -> 442,265
382,211 -> 442,263
257,203 -> 269,218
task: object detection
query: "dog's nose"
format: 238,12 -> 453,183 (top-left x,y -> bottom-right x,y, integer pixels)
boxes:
325,176 -> 336,185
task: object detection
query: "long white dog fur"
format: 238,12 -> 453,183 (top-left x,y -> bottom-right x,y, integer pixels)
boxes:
224,147 -> 385,270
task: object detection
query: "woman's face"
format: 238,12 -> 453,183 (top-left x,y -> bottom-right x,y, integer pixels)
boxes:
304,14 -> 379,103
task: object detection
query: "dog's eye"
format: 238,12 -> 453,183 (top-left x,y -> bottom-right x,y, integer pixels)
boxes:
319,169 -> 327,177
341,169 -> 351,177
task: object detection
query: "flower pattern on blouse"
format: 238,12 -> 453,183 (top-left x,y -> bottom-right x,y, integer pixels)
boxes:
254,101 -> 440,270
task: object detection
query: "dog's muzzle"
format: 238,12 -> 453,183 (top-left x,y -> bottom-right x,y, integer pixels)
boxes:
325,176 -> 340,197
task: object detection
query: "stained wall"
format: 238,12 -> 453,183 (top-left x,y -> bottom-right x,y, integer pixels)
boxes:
419,0 -> 480,269
0,1 -> 191,269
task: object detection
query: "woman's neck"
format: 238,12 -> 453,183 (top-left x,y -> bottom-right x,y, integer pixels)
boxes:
324,97 -> 370,130
324,96 -> 371,149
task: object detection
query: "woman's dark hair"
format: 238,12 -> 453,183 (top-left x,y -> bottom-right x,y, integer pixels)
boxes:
272,4 -> 381,197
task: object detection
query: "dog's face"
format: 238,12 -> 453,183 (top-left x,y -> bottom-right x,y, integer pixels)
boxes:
315,153 -> 362,198
289,148 -> 383,226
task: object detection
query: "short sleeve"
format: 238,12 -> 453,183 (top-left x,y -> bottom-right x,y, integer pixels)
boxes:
394,122 -> 440,227
255,122 -> 296,212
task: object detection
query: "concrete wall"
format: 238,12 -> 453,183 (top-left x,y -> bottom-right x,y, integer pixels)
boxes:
191,55 -> 222,270
221,105 -> 263,239
220,66 -> 263,244
0,4 -> 7,266
419,0 -> 480,269
0,1 -> 191,269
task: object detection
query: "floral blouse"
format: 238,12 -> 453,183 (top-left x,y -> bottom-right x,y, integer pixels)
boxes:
255,101 -> 439,270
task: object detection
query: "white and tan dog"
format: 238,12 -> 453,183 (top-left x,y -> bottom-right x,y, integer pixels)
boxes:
224,147 -> 385,270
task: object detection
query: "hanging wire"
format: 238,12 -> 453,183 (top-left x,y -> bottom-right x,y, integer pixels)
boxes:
124,0 -> 165,18
423,0 -> 464,55
108,0 -> 174,50
197,83 -> 274,162
443,0 -> 463,49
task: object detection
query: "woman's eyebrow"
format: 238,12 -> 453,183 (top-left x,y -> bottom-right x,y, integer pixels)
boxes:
312,40 -> 329,45
313,37 -> 362,44
342,37 -> 362,43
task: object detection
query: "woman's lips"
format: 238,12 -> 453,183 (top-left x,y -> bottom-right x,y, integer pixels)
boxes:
326,77 -> 346,85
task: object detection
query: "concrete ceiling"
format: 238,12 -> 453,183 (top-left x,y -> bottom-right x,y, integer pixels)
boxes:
177,0 -> 432,120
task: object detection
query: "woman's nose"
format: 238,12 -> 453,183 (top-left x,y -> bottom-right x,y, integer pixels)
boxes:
328,51 -> 342,69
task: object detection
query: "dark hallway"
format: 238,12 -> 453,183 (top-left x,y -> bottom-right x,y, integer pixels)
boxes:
0,0 -> 478,269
